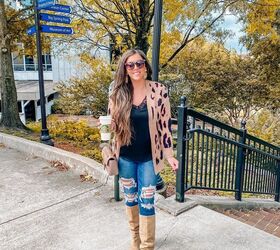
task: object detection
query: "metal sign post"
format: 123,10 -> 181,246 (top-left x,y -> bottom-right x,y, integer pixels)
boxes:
34,0 -> 53,146
28,0 -> 73,145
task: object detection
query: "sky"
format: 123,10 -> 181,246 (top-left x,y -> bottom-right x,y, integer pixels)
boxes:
222,14 -> 248,54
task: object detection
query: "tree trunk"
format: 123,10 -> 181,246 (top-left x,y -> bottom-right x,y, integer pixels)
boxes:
0,1 -> 25,129
135,0 -> 152,54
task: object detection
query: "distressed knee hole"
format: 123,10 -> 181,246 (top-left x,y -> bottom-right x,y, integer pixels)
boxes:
120,177 -> 137,191
124,192 -> 138,203
141,203 -> 154,210
140,185 -> 156,201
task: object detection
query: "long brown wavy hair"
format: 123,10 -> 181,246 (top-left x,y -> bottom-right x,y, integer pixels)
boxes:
110,49 -> 152,146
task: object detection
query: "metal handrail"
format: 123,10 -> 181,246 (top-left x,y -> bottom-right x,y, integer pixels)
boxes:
175,96 -> 280,203
172,115 -> 280,152
188,128 -> 280,161
187,108 -> 242,136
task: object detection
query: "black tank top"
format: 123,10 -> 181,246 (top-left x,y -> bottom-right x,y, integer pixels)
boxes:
119,97 -> 152,162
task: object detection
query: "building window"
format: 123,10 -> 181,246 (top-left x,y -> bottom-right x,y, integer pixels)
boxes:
25,55 -> 36,71
42,54 -> 52,71
12,53 -> 52,72
12,52 -> 24,71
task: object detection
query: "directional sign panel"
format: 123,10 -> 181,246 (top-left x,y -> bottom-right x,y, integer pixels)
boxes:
38,0 -> 56,9
39,4 -> 72,13
27,25 -> 36,35
41,25 -> 74,35
27,25 -> 73,35
40,13 -> 71,24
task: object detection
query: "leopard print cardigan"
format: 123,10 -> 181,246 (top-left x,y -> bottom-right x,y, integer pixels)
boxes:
108,81 -> 174,174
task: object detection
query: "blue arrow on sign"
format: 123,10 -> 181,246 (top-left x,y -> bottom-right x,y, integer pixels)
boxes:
41,25 -> 74,35
39,4 -> 72,13
38,0 -> 56,9
27,25 -> 36,35
40,13 -> 71,24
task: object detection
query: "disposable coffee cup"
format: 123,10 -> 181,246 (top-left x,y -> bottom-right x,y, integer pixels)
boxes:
99,115 -> 112,141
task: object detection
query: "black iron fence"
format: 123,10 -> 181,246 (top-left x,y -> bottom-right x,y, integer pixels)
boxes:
175,96 -> 280,202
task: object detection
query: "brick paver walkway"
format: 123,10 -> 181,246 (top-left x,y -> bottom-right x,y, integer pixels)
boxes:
215,208 -> 280,238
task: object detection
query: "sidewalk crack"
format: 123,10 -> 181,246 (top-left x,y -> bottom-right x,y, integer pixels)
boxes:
156,217 -> 179,249
0,183 -> 105,226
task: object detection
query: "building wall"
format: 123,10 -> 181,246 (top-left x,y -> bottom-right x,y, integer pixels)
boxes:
51,42 -> 110,83
51,49 -> 86,83
14,71 -> 53,81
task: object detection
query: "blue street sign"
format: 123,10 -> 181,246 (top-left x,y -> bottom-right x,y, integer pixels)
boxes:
38,0 -> 56,9
40,13 -> 71,24
39,4 -> 72,13
27,25 -> 36,35
41,25 -> 74,35
27,25 -> 73,35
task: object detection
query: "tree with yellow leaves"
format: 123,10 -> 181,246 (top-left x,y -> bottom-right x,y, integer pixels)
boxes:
164,38 -> 273,127
69,0 -> 240,65
240,0 -> 280,111
246,0 -> 280,41
55,58 -> 113,116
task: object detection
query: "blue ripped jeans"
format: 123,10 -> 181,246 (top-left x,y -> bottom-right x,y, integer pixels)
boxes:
118,157 -> 157,216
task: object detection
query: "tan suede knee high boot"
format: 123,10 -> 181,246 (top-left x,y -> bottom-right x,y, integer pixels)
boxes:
126,205 -> 141,250
139,215 -> 155,250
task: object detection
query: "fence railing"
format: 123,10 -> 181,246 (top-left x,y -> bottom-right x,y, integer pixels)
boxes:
175,96 -> 280,202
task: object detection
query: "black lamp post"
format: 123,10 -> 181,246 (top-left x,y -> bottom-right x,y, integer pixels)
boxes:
34,0 -> 53,146
152,0 -> 162,81
151,0 -> 165,191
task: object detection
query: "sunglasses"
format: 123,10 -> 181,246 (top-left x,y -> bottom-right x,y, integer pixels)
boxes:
125,60 -> 146,70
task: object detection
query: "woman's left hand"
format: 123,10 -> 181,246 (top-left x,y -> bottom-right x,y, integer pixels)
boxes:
167,157 -> 179,172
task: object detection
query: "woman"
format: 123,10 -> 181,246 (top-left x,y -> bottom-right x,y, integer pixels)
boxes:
108,49 -> 178,250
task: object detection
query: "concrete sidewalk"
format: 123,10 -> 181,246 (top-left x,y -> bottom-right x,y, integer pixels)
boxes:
1,145 -> 280,249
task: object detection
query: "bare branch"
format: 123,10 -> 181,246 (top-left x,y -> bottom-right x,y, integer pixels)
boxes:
7,6 -> 32,23
161,0 -> 240,69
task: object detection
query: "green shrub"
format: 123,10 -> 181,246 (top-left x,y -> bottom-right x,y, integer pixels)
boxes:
161,163 -> 176,185
26,121 -> 41,133
55,58 -> 113,116
46,116 -> 100,143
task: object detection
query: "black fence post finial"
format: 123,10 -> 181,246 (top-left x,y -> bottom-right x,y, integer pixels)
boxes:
180,96 -> 187,106
241,119 -> 246,130
176,96 -> 188,202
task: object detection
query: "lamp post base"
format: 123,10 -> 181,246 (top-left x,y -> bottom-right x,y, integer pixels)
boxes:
40,129 -> 54,146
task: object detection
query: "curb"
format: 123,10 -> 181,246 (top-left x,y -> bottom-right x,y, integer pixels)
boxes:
188,195 -> 280,210
0,132 -> 111,185
157,196 -> 197,216
157,194 -> 280,216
